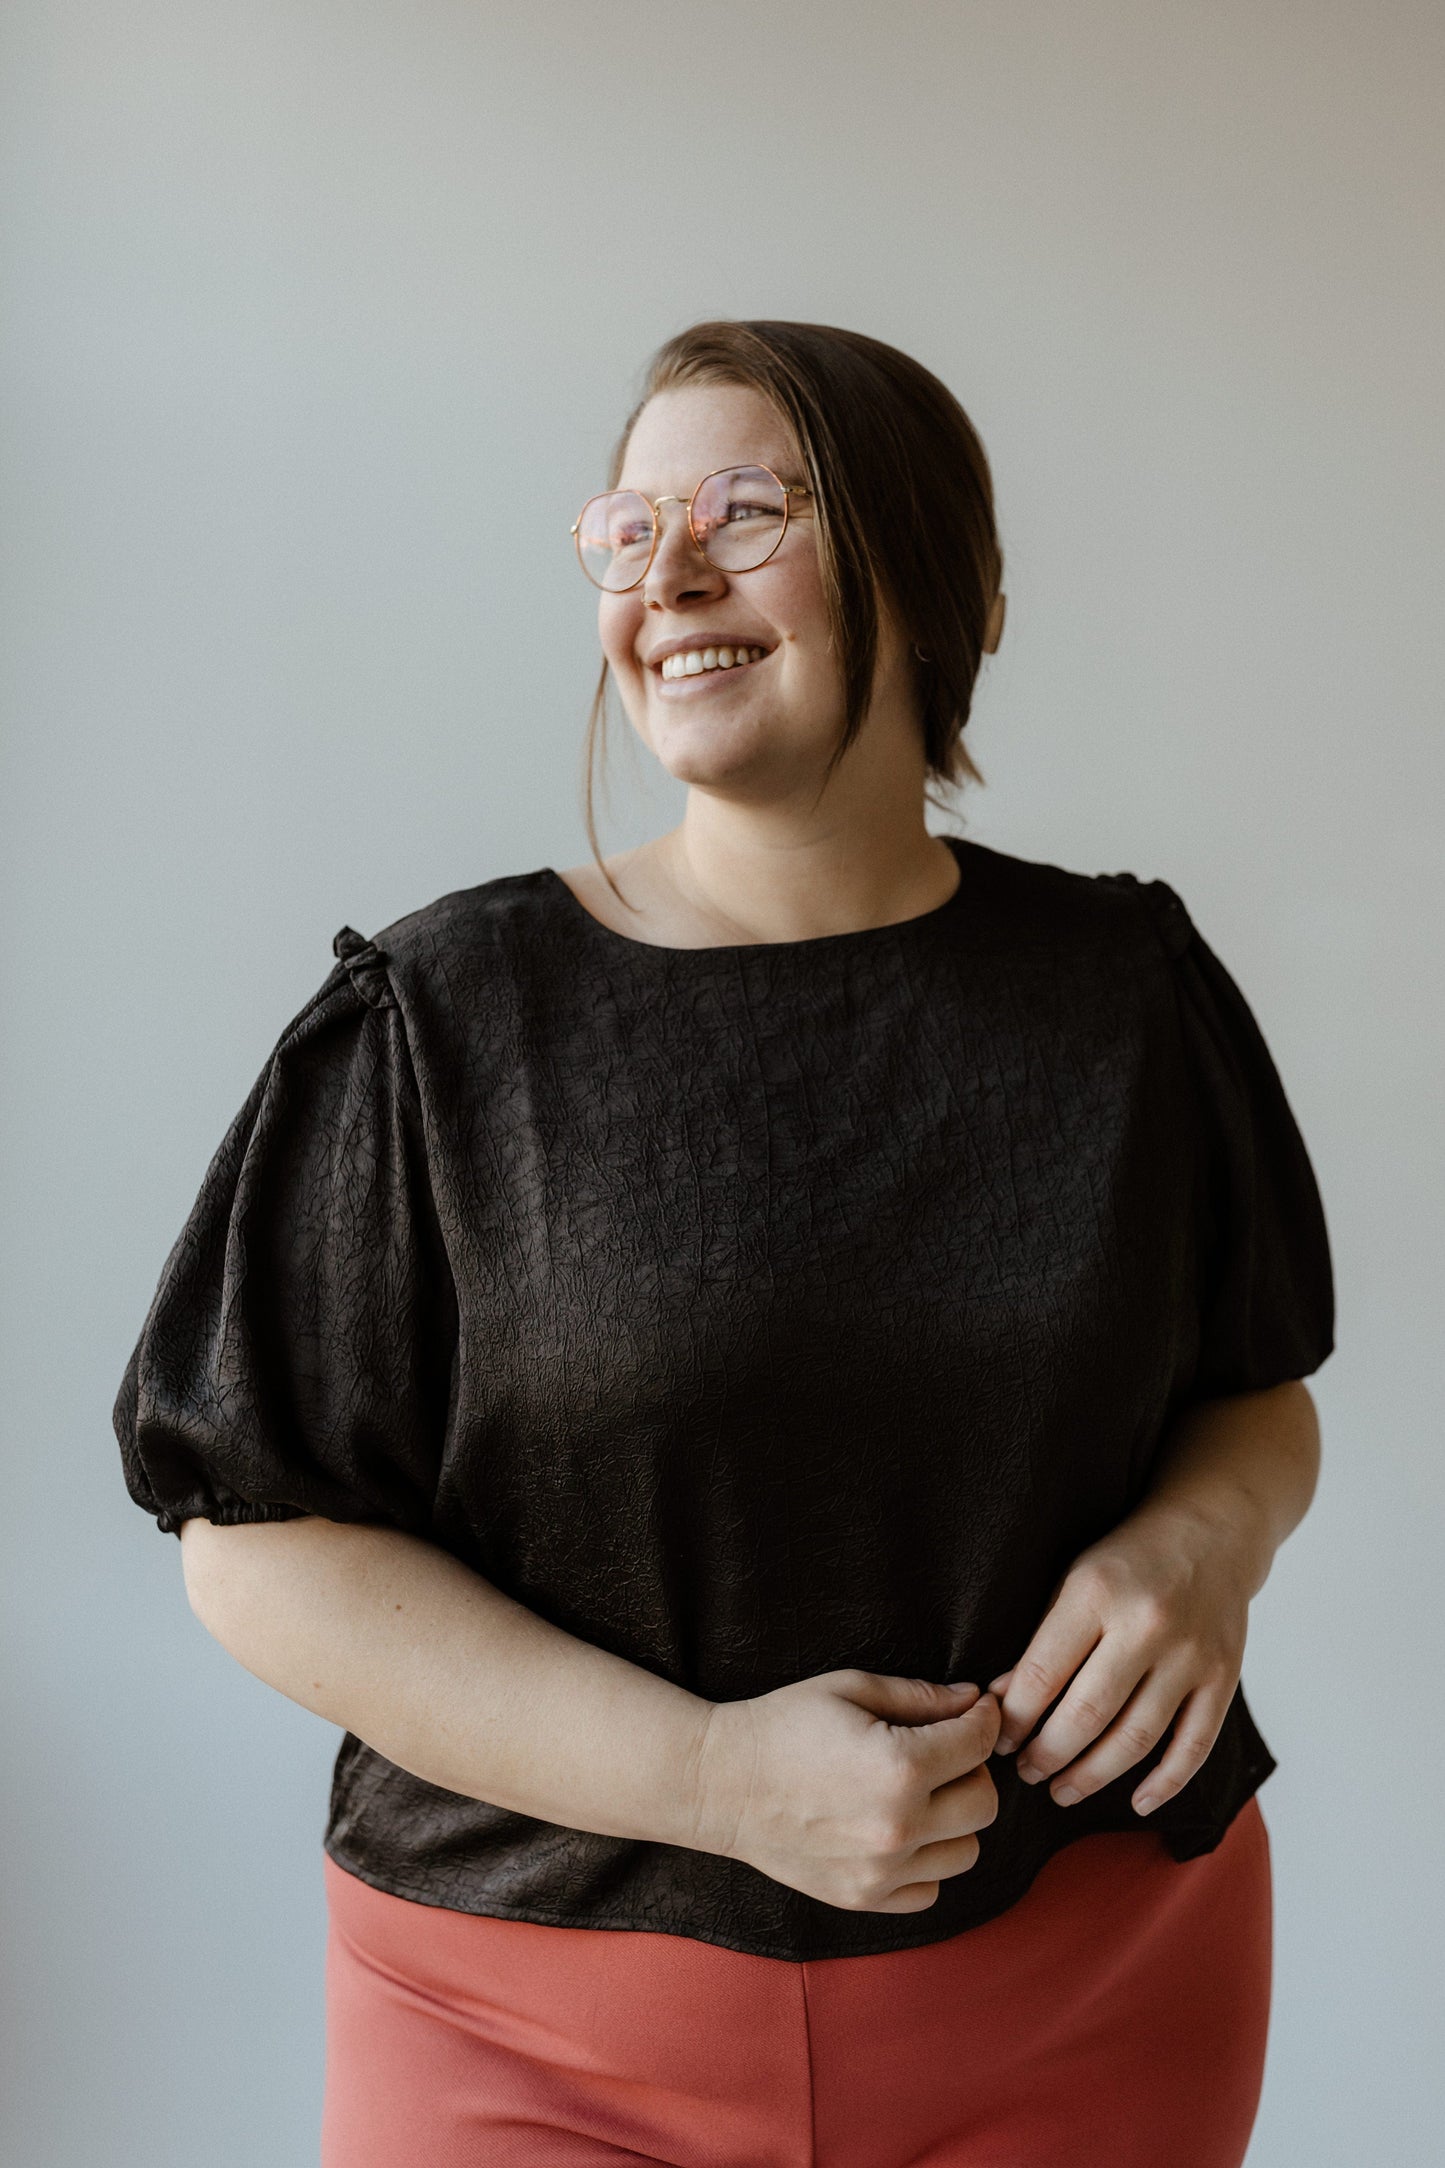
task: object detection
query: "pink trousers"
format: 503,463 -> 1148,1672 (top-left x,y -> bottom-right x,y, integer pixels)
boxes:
321,1794 -> 1272,2167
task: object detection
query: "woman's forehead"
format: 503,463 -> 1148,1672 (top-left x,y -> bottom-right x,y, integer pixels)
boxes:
618,383 -> 798,491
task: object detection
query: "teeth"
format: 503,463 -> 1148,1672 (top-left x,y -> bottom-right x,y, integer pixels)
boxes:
660,645 -> 766,680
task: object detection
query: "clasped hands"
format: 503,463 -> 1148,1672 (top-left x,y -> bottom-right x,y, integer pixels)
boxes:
699,1388 -> 1311,1911
697,1492 -> 1265,1915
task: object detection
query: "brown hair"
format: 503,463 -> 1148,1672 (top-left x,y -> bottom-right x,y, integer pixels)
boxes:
579,318 -> 1004,879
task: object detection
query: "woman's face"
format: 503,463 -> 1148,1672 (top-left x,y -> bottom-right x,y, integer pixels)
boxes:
597,382 -> 911,798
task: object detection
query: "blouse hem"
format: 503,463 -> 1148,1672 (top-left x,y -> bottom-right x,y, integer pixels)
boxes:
154,1499 -> 309,1538
319,1769 -> 1274,1965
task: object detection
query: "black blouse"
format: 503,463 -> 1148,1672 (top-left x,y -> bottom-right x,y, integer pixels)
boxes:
113,835 -> 1334,1961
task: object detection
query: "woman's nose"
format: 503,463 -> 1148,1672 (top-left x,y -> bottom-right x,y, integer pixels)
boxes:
642,505 -> 727,608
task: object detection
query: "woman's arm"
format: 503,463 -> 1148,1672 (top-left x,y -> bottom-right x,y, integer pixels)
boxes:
180,1516 -> 720,1851
179,1518 -> 1004,1912
986,1379 -> 1322,1813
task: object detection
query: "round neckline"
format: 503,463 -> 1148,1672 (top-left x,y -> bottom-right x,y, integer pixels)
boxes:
542,836 -> 972,961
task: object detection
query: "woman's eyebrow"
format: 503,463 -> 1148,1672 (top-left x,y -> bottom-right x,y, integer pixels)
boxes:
616,461 -> 795,496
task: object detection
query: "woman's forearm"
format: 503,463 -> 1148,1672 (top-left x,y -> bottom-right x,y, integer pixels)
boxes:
179,1515 -> 719,1852
1133,1378 -> 1322,1597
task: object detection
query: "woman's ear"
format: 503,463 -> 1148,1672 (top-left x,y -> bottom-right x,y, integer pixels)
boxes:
983,592 -> 1006,655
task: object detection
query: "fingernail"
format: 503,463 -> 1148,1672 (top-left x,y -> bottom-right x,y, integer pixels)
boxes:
994,1735 -> 1017,1755
1053,1784 -> 1081,1806
1134,1793 -> 1159,1815
1018,1764 -> 1042,1784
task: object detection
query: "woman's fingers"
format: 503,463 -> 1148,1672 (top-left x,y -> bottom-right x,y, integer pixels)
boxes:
1010,1642 -> 1147,1783
1035,1665 -> 1178,1803
1125,1682 -> 1233,1814
989,1599 -> 1102,1758
1025,1669 -> 1231,1812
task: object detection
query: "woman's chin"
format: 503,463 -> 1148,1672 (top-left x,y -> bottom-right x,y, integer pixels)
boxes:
655,744 -> 765,790
637,707 -> 772,786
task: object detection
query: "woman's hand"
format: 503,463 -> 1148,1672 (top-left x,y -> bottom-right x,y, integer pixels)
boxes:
696,1669 -> 1001,1912
987,1383 -> 1321,1817
985,1501 -> 1258,1818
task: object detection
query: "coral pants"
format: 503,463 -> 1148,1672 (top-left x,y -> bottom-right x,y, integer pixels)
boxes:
321,1795 -> 1272,2167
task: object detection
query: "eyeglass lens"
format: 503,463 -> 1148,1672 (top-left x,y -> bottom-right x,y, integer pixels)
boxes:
575,466 -> 790,592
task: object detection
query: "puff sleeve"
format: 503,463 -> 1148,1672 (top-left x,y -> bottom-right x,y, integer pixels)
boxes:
1134,879 -> 1335,1398
113,928 -> 457,1538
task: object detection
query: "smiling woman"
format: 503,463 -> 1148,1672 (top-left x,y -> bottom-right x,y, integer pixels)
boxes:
574,323 -> 1006,909
114,318 -> 1333,2167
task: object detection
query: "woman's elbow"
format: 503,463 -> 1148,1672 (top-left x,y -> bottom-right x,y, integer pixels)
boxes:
179,1515 -> 238,1635
178,1514 -> 316,1641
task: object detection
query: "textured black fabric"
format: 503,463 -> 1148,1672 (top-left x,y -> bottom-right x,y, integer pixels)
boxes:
113,835 -> 1334,1960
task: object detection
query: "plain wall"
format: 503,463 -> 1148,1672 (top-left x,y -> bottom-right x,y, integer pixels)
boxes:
3,3 -> 1441,2161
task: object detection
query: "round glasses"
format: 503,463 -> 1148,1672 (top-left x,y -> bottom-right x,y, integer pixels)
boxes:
571,464 -> 812,593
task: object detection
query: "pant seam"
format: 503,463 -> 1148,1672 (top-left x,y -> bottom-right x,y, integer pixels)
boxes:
799,1960 -> 819,2168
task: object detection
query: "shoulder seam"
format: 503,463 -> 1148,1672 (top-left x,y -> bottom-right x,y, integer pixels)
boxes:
1095,871 -> 1195,961
269,969 -> 369,1062
331,925 -> 399,1010
266,946 -> 426,1130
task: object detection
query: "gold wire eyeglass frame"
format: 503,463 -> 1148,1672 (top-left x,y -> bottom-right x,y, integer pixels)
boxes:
570,463 -> 813,593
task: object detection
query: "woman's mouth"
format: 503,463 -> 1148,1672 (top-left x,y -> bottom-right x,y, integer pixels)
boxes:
653,643 -> 772,683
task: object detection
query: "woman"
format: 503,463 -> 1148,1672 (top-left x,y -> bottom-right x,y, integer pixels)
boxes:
114,319 -> 1334,2167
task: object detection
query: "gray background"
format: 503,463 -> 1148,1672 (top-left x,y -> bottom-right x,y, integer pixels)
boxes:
3,3 -> 1441,2161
